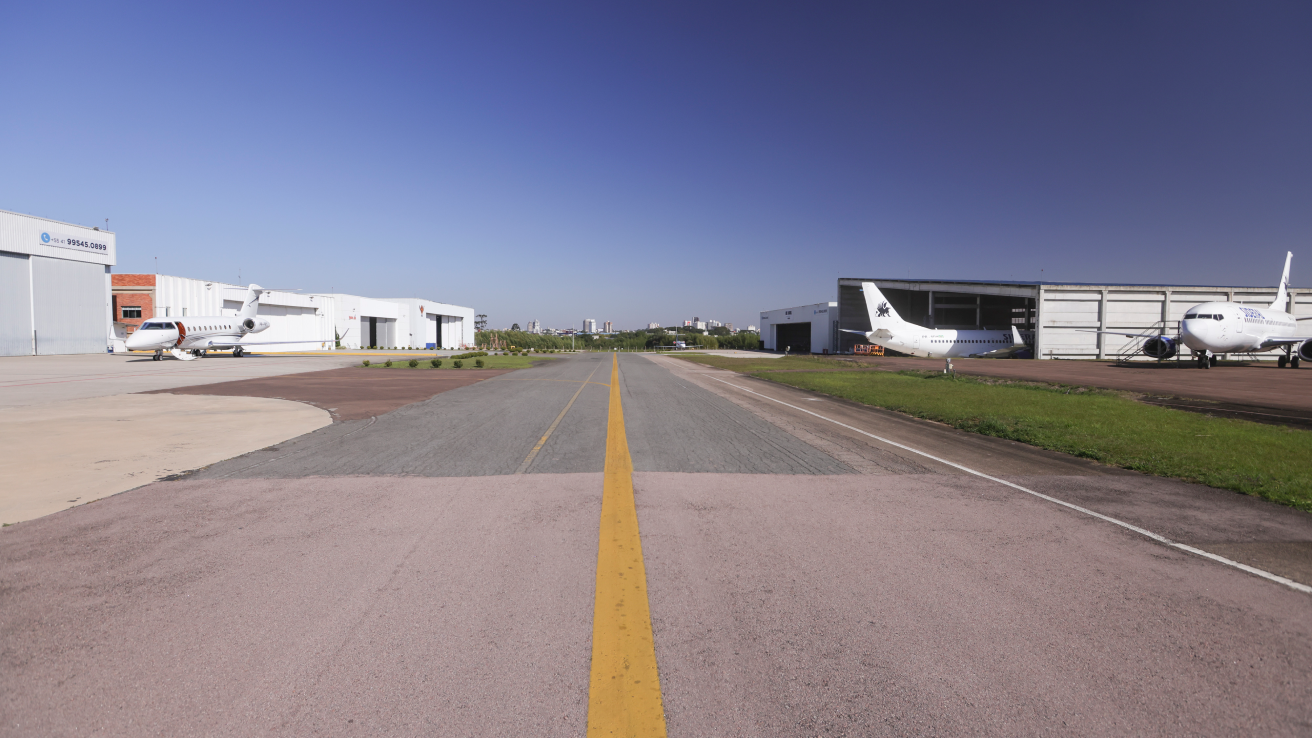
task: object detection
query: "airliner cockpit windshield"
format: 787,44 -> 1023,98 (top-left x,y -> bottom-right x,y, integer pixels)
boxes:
138,322 -> 175,330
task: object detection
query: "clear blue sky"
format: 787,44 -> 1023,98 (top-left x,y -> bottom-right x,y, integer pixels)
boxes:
3,2 -> 1309,330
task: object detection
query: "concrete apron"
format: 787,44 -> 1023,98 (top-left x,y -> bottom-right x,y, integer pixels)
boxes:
0,394 -> 331,525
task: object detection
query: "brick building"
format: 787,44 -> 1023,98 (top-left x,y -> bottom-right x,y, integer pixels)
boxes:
111,274 -> 156,337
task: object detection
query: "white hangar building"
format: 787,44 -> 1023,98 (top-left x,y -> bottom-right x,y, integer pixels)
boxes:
763,276 -> 1312,360
0,209 -> 115,356
328,296 -> 473,350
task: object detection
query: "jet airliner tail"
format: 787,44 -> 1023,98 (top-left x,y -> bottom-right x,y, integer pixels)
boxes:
1270,251 -> 1293,311
861,282 -> 903,327
238,284 -> 263,320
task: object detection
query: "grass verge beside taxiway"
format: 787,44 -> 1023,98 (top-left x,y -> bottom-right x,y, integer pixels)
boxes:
678,355 -> 1312,511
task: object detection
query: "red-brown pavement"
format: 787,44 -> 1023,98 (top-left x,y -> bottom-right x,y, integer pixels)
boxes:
858,354 -> 1312,413
3,352 -> 1311,736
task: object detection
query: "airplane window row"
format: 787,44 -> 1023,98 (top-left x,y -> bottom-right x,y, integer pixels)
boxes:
1184,313 -> 1223,320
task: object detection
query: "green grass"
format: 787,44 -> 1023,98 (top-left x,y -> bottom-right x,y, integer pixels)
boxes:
676,355 -> 1312,511
360,355 -> 556,370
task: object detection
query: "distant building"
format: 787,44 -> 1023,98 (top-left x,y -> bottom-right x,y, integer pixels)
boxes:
725,323 -> 734,332
526,319 -> 541,333
707,319 -> 722,328
603,321 -> 613,333
583,318 -> 597,333
693,321 -> 707,330
746,325 -> 757,332
647,322 -> 661,330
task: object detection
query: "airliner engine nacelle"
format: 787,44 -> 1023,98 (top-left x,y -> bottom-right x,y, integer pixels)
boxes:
242,318 -> 270,334
1142,336 -> 1177,359
1298,339 -> 1312,363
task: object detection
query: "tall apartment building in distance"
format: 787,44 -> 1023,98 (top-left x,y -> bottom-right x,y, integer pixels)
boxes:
526,320 -> 540,333
647,322 -> 661,330
603,321 -> 612,333
583,318 -> 597,333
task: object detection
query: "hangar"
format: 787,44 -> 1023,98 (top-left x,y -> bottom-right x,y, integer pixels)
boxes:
112,274 -> 476,352
759,302 -> 838,353
1,210 -> 115,356
765,277 -> 1312,360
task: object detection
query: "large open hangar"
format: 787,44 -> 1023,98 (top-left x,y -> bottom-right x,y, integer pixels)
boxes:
1,210 -> 115,356
836,278 -> 1312,359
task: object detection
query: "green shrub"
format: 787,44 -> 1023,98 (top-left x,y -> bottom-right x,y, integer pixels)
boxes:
475,358 -> 485,368
384,359 -> 393,367
362,359 -> 370,367
453,359 -> 464,369
451,351 -> 489,360
431,358 -> 441,368
409,359 -> 418,368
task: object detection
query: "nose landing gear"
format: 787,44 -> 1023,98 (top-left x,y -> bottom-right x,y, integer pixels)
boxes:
233,347 -> 245,358
153,349 -> 163,361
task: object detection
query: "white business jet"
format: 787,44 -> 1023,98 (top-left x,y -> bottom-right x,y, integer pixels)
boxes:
1091,252 -> 1312,369
843,283 -> 1030,359
125,284 -> 313,361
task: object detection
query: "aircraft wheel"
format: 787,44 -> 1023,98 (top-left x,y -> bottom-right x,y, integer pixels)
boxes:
1279,355 -> 1288,368
1209,355 -> 1218,368
1294,357 -> 1301,369
234,347 -> 244,358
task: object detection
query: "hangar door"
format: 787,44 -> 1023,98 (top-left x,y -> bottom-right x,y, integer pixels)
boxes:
32,256 -> 107,355
775,322 -> 811,353
0,252 -> 32,356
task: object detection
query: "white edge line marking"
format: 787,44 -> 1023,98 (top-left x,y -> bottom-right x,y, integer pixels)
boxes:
705,372 -> 1312,595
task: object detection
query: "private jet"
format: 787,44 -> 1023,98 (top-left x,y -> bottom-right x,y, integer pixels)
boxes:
1091,252 -> 1312,369
125,284 -> 317,360
843,283 -> 1031,359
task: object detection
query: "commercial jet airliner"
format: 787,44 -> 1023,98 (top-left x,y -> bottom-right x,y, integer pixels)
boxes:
843,283 -> 1031,359
125,284 -> 313,361
1092,252 -> 1312,369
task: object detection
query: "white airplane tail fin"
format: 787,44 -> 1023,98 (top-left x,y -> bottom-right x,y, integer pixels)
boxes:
238,284 -> 263,319
861,282 -> 902,327
1270,252 -> 1292,311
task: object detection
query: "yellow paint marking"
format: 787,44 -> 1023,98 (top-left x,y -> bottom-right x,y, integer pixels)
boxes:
588,354 -> 668,737
513,362 -> 603,475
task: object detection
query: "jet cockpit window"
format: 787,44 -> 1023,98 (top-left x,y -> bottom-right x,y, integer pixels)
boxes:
1214,314 -> 1223,320
140,322 -> 167,330
1184,313 -> 1198,320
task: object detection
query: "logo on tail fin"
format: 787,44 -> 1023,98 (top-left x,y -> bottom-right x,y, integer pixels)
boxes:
876,302 -> 891,318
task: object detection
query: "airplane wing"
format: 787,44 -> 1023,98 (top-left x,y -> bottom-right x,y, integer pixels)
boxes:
1077,329 -> 1176,339
1257,336 -> 1312,349
201,338 -> 333,348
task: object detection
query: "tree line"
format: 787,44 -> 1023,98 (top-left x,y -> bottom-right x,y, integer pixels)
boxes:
475,327 -> 760,352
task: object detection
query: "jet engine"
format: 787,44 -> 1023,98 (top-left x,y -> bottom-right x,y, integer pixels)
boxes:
1142,336 -> 1177,359
243,318 -> 256,330
1298,339 -> 1312,363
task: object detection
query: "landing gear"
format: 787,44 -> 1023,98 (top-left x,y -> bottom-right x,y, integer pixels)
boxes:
1279,355 -> 1288,368
153,349 -> 163,361
1196,352 -> 1210,369
233,347 -> 244,358
1295,357 -> 1302,369
1210,355 -> 1218,368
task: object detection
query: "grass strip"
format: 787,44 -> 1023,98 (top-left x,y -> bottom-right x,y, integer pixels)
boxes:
677,355 -> 1312,511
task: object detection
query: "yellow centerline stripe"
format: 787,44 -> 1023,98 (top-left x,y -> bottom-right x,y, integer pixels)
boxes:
588,354 -> 668,737
513,362 -> 603,475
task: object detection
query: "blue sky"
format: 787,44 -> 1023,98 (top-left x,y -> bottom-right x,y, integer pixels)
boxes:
3,2 -> 1310,330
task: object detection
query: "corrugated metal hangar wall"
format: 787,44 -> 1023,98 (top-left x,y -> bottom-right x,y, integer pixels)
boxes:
837,278 -> 1311,359
0,210 -> 115,356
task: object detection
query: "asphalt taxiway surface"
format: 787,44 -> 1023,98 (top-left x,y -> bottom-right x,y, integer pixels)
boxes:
3,353 -> 1310,736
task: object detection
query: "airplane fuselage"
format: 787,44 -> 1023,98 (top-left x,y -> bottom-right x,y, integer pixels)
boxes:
862,322 -> 1028,359
1179,301 -> 1300,355
125,316 -> 270,354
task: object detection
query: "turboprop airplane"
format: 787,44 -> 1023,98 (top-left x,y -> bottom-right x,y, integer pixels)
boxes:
1089,252 -> 1312,369
843,282 -> 1031,359
124,284 -> 315,361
